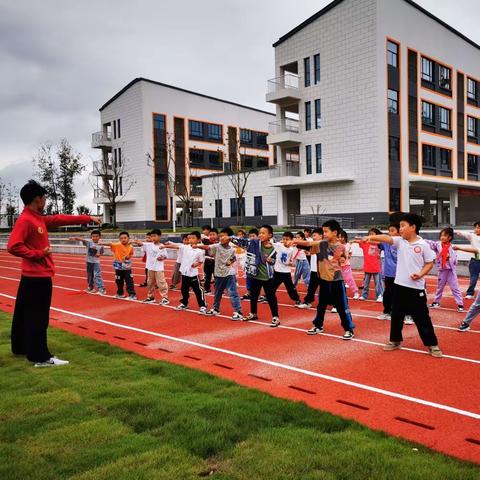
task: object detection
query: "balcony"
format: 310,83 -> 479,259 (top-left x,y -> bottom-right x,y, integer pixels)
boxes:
92,160 -> 113,177
266,74 -> 301,107
91,131 -> 112,149
93,188 -> 110,204
269,161 -> 300,178
267,119 -> 302,147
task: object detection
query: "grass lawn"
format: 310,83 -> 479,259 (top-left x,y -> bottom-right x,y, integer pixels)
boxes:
0,312 -> 477,480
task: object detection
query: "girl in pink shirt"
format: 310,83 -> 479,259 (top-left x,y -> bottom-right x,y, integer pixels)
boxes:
339,230 -> 360,299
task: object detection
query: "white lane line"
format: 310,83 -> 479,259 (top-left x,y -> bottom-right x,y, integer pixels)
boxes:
0,291 -> 478,421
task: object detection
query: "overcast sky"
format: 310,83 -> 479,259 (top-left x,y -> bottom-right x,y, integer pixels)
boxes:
0,0 -> 478,208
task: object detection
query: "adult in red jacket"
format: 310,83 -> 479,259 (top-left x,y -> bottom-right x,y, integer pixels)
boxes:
7,180 -> 101,367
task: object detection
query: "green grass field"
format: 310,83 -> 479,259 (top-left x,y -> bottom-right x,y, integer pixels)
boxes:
0,312 -> 477,479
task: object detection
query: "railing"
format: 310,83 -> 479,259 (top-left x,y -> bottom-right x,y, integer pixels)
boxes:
91,131 -> 112,148
268,118 -> 301,134
269,161 -> 300,178
267,73 -> 300,94
92,160 -> 113,176
289,214 -> 355,229
93,188 -> 109,202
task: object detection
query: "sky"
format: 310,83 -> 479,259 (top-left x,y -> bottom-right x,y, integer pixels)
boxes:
0,0 -> 479,210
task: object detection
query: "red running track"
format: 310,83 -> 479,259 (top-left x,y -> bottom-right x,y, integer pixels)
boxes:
0,251 -> 479,464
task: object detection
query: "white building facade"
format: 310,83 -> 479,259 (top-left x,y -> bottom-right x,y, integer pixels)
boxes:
92,78 -> 275,228
203,0 -> 480,227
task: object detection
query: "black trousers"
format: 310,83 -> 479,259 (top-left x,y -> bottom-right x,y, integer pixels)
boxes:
390,284 -> 438,346
313,279 -> 355,331
115,269 -> 135,296
383,276 -> 395,314
204,259 -> 215,291
250,277 -> 278,317
181,275 -> 206,308
273,271 -> 300,302
11,276 -> 53,363
304,271 -> 320,304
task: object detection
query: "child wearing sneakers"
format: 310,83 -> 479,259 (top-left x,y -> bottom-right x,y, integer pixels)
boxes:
293,231 -> 311,288
297,228 -> 323,309
295,219 -> 355,340
453,244 -> 480,331
241,228 -> 259,301
457,221 -> 480,299
170,234 -> 188,290
69,229 -> 106,295
134,229 -> 169,305
138,231 -> 151,287
338,230 -> 359,300
195,227 -> 242,320
103,231 -> 137,300
165,231 -> 207,314
364,213 -> 442,358
427,227 -> 464,312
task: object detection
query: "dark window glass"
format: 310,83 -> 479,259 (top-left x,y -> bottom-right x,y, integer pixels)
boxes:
154,114 -> 165,131
467,78 -> 477,100
389,137 -> 400,161
388,89 -> 398,114
439,66 -> 451,90
257,157 -> 268,168
314,99 -> 321,129
306,145 -> 312,175
240,129 -> 252,144
254,196 -> 263,217
421,57 -> 433,82
117,119 -> 121,138
314,54 -> 320,84
191,177 -> 202,196
422,144 -> 435,169
208,151 -> 222,168
421,101 -> 434,125
113,120 -> 117,139
389,188 -> 400,212
242,155 -> 253,169
467,116 -> 477,138
255,131 -> 267,146
439,148 -> 451,171
230,198 -> 245,218
439,107 -> 451,131
387,41 -> 398,67
467,154 -> 479,179
118,147 -> 122,167
189,120 -> 203,138
215,199 -> 223,218
315,144 -> 322,173
190,149 -> 204,168
305,101 -> 311,130
207,123 -> 222,141
304,57 -> 311,87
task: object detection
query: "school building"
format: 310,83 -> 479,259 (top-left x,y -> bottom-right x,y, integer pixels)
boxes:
91,78 -> 275,228
202,0 -> 480,227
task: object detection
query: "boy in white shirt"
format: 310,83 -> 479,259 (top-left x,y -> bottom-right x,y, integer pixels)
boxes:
272,231 -> 301,304
364,213 -> 442,357
134,229 -> 169,305
165,231 -> 207,314
170,234 -> 188,290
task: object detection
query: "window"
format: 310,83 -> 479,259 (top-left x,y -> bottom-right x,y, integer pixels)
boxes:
304,57 -> 311,87
315,144 -> 322,173
389,188 -> 400,212
230,197 -> 245,218
117,119 -> 121,138
389,137 -> 400,162
314,54 -> 320,84
422,144 -> 435,169
191,177 -> 202,196
215,199 -> 223,218
207,123 -> 222,141
154,114 -> 165,131
439,148 -> 451,171
421,57 -> 433,82
119,177 -> 123,196
387,41 -> 398,67
189,149 -> 204,167
467,78 -> 477,100
254,196 -> 263,217
242,155 -> 253,170
305,101 -> 311,130
208,151 -> 222,168
256,132 -> 267,147
388,89 -> 398,114
468,154 -> 479,179
118,147 -> 122,167
306,145 -> 312,175
314,99 -> 321,129
439,66 -> 451,90
189,120 -> 203,138
240,129 -> 252,144
421,101 -> 434,125
256,157 -> 268,168
113,120 -> 117,139
468,116 -> 478,138
439,107 -> 451,131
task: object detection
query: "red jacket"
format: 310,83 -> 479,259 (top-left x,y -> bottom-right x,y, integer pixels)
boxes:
7,207 -> 92,277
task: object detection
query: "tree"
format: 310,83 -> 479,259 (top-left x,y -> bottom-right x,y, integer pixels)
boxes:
33,142 -> 60,214
77,205 -> 91,215
4,183 -> 19,227
57,139 -> 85,214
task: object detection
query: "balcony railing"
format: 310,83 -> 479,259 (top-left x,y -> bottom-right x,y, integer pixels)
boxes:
91,131 -> 112,149
269,161 -> 300,178
268,118 -> 301,134
92,160 -> 113,176
267,73 -> 300,94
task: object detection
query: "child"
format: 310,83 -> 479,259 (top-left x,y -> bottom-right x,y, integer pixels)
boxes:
170,234 -> 188,290
303,227 -> 313,241
293,231 -> 311,288
427,227 -> 464,312
69,229 -> 106,295
296,219 -> 355,340
338,230 -> 359,300
364,213 -> 442,357
165,231 -> 207,314
457,221 -> 480,299
453,244 -> 480,331
234,229 -> 247,279
203,228 -> 218,294
241,228 -> 259,300
235,225 -> 280,327
354,228 -> 384,302
201,225 -> 211,240
196,227 -> 242,320
103,231 -> 137,300
134,229 -> 169,305
297,228 -> 323,308
272,231 -> 301,305
138,231 -> 152,287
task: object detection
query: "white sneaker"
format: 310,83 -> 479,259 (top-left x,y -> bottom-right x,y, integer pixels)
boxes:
353,293 -> 360,300
297,303 -> 311,309
34,356 -> 69,368
331,307 -> 337,313
231,312 -> 243,321
199,306 -> 207,315
465,295 -> 474,300
159,298 -> 170,306
377,313 -> 391,320
358,296 -> 365,301
404,315 -> 414,325
376,295 -> 383,303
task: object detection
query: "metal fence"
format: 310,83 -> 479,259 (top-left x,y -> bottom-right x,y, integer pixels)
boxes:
288,214 -> 355,229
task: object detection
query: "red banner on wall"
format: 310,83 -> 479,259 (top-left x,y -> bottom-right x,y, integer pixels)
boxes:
458,188 -> 480,197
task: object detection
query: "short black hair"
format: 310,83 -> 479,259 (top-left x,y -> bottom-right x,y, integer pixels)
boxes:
282,231 -> 294,240
260,225 -> 273,236
368,228 -> 382,235
322,219 -> 341,235
248,228 -> 259,235
190,230 -> 201,240
119,231 -> 129,238
440,227 -> 454,240
237,229 -> 246,235
303,227 -> 312,234
339,230 -> 348,242
221,227 -> 234,236
181,234 -> 188,240
90,229 -> 101,237
201,225 -> 211,232
210,228 -> 218,234
474,221 -> 480,228
312,228 -> 323,235
295,231 -> 306,239
388,223 -> 400,232
400,212 -> 422,234
20,180 -> 47,205
150,229 -> 162,236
